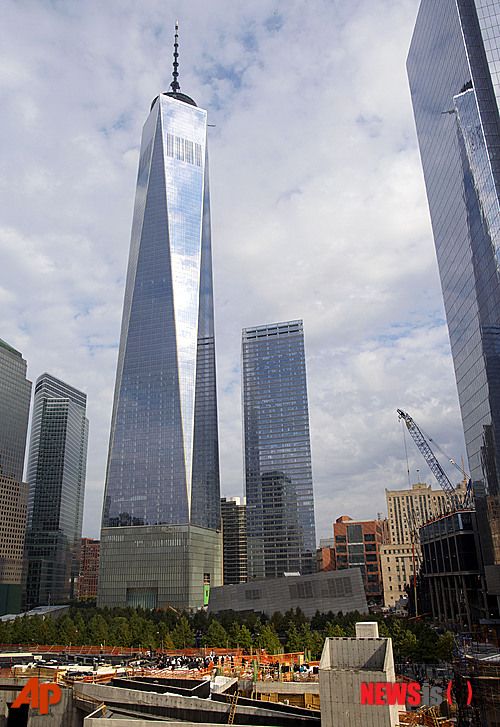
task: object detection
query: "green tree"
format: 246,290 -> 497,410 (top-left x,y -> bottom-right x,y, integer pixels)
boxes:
271,611 -> 284,633
238,625 -> 253,650
377,620 -> 391,638
203,619 -> 228,648
87,614 -> 108,646
1,620 -> 14,645
141,620 -> 159,649
171,617 -> 194,649
191,609 -> 208,633
24,614 -> 44,644
436,631 -> 455,662
109,617 -> 131,647
309,630 -> 324,660
38,617 -> 58,645
73,613 -> 86,645
324,622 -> 346,638
228,622 -> 242,648
157,622 -> 174,650
389,620 -> 405,657
259,623 -> 281,655
400,630 -> 418,659
128,613 -> 147,647
310,610 -> 326,631
285,624 -> 303,653
244,611 -> 258,632
161,631 -> 175,649
57,614 -> 79,645
10,617 -> 24,644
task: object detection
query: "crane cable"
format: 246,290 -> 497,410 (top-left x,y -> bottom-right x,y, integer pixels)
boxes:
401,417 -> 411,487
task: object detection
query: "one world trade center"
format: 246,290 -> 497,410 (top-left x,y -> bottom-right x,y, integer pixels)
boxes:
98,28 -> 222,610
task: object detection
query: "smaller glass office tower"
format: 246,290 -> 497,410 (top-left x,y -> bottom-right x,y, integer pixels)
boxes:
24,373 -> 88,608
242,320 -> 316,580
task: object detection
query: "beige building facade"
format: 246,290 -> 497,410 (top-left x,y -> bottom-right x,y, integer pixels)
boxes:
382,480 -> 467,608
380,543 -> 416,608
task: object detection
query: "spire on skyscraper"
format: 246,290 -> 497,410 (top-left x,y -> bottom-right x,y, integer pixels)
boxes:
170,21 -> 180,93
157,20 -> 197,109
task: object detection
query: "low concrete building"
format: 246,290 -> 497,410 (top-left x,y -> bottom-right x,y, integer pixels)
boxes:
98,524 -> 222,610
208,568 -> 367,619
75,678 -> 320,726
0,674 -> 319,727
319,632 -> 397,727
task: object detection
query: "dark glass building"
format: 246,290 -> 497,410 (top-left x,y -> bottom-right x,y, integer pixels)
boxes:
408,0 -> 500,615
0,338 -> 31,614
242,320 -> 316,580
420,511 -> 486,632
24,373 -> 88,608
98,42 -> 222,610
221,497 -> 247,585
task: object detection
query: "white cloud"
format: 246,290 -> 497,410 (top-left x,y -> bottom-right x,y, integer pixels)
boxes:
0,0 -> 467,543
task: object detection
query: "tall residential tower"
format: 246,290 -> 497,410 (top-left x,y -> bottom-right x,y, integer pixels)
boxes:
242,320 -> 316,580
98,29 -> 222,610
408,0 -> 500,615
0,339 -> 31,614
24,373 -> 88,608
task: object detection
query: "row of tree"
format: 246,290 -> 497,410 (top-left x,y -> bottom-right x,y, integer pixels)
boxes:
0,604 -> 455,663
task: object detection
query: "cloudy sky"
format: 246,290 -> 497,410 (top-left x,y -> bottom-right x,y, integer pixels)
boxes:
0,0 -> 467,542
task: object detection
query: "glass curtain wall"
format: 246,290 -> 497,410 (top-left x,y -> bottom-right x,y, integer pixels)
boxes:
243,320 -> 316,580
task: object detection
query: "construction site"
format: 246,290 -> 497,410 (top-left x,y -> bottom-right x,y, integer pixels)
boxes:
0,621 -> 497,726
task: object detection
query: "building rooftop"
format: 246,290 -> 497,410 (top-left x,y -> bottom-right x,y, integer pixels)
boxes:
0,338 -> 22,359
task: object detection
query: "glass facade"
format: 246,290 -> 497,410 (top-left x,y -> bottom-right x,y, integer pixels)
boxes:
221,497 -> 247,585
0,339 -> 31,482
24,373 -> 88,608
408,0 -> 500,610
0,339 -> 31,614
242,320 -> 316,580
101,90 -> 220,533
420,511 -> 486,630
98,86 -> 221,610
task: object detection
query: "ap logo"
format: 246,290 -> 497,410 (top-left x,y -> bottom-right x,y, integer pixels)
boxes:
12,678 -> 62,714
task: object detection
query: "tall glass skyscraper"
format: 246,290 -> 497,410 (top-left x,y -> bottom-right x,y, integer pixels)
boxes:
408,0 -> 500,616
242,320 -> 316,580
0,338 -> 31,614
98,33 -> 221,610
24,373 -> 88,608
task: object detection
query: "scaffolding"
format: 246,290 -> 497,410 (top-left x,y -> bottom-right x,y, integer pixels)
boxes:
452,649 -> 500,726
399,707 -> 453,726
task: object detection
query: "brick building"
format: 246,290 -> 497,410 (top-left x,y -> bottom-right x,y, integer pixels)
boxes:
79,538 -> 99,599
332,516 -> 384,605
317,538 -> 336,572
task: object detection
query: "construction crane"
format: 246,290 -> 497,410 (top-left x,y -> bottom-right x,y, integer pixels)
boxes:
397,409 -> 470,510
